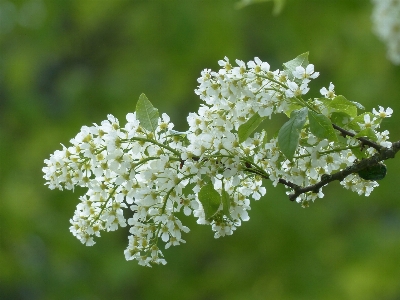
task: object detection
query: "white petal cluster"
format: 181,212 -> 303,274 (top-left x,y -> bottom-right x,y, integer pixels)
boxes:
192,58 -> 391,206
43,55 -> 394,266
371,0 -> 400,64
43,112 -> 190,266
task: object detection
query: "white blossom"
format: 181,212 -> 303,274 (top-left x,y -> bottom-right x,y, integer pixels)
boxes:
320,82 -> 336,99
373,106 -> 393,118
43,55 -> 393,266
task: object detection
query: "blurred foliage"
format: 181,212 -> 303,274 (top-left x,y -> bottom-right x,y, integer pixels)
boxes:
1,0 -> 400,299
235,0 -> 285,15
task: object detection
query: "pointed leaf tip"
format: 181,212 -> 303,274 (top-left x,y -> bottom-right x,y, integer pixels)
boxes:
198,182 -> 221,220
308,110 -> 338,142
278,107 -> 308,160
283,52 -> 309,80
136,93 -> 159,132
238,113 -> 266,143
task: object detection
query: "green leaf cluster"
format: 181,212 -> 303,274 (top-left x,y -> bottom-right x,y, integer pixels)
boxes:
275,52 -> 387,160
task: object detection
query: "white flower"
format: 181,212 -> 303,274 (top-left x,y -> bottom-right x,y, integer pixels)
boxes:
218,56 -> 232,72
358,114 -> 378,130
320,82 -> 336,99
247,57 -> 270,73
376,130 -> 392,148
285,81 -> 310,98
373,106 -> 393,118
231,59 -> 247,79
293,64 -> 319,83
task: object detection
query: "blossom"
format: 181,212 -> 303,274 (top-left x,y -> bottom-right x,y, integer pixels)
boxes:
292,64 -> 319,83
44,55 -> 393,266
247,57 -> 270,73
285,81 -> 310,98
320,82 -> 336,99
358,114 -> 379,130
218,56 -> 232,73
373,106 -> 393,118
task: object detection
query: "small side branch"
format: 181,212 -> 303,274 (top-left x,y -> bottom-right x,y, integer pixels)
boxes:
332,124 -> 383,152
287,140 -> 400,201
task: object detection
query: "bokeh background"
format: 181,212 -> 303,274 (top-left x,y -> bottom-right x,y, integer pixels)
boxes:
2,0 -> 400,299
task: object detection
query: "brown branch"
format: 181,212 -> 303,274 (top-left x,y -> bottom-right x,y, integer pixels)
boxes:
278,178 -> 301,190
286,140 -> 400,201
332,124 -> 383,152
182,132 -> 397,202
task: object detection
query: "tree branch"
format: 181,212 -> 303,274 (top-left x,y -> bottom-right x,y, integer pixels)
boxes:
286,140 -> 400,201
332,123 -> 383,152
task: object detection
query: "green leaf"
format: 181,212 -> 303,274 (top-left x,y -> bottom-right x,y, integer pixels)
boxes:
351,101 -> 365,110
238,113 -> 266,143
198,182 -> 221,220
278,107 -> 308,160
283,52 -> 309,80
357,163 -> 387,181
308,111 -> 338,142
354,128 -> 377,141
330,112 -> 351,127
136,93 -> 159,132
327,95 -> 357,117
314,97 -> 332,108
351,147 -> 367,160
221,190 -> 233,221
284,103 -> 303,117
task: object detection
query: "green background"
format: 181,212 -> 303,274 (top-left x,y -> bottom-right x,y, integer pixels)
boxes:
2,0 -> 400,299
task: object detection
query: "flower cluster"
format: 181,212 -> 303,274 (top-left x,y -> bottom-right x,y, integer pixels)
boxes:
43,54 -> 393,266
43,112 -> 192,266
371,0 -> 400,64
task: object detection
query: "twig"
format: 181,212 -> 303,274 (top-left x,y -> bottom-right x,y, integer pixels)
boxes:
332,124 -> 383,152
286,140 -> 400,201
